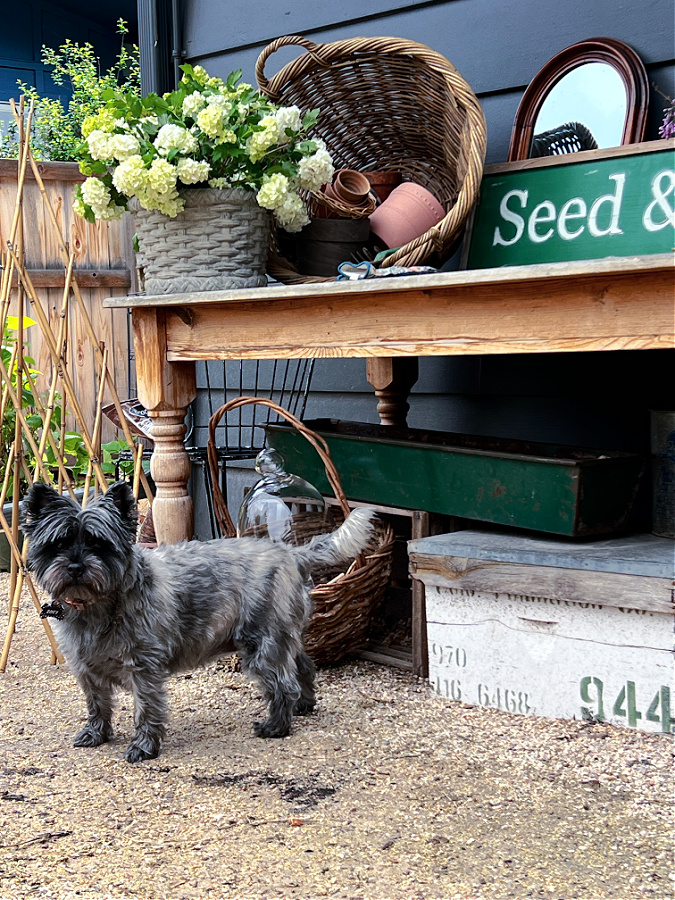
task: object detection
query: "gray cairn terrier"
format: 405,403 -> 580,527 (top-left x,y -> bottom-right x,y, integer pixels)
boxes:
22,481 -> 378,763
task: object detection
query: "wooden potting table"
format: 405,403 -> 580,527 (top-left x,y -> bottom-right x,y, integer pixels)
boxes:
105,252 -> 673,547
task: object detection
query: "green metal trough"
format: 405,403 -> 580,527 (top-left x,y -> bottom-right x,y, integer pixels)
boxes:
266,419 -> 644,538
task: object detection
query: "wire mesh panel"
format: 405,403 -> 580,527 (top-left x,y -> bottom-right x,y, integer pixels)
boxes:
186,358 -> 315,536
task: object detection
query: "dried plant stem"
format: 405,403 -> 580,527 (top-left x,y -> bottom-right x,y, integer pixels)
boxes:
82,346 -> 108,509
21,138 -> 154,504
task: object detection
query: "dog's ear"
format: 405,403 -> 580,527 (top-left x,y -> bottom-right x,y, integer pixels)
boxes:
104,480 -> 138,532
21,482 -> 64,534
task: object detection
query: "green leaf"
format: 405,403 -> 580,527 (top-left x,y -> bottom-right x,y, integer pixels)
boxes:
301,109 -> 320,131
226,69 -> 242,90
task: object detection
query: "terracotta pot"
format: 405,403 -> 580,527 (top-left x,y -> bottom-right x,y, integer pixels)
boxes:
317,169 -> 373,218
369,182 -> 445,249
366,170 -> 402,203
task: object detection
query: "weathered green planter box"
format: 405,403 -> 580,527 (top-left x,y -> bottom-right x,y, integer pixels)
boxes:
266,420 -> 644,537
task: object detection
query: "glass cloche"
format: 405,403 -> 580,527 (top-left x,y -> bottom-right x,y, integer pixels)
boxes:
237,448 -> 332,545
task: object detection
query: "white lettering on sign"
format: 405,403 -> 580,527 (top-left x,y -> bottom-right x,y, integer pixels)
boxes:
558,197 -> 588,240
643,170 -> 675,232
528,200 -> 556,243
493,188 -> 528,246
491,169 -> 675,248
587,173 -> 625,237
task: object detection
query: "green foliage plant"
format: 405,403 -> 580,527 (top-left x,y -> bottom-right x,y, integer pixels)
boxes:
0,19 -> 140,162
1,316 -> 88,499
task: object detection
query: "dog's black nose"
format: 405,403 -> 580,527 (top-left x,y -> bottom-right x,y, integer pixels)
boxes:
67,561 -> 85,579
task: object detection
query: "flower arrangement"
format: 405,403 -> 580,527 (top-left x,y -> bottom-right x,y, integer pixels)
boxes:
74,64 -> 335,232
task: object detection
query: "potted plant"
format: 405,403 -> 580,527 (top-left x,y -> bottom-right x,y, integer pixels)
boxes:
73,65 -> 335,294
1,317 -> 89,570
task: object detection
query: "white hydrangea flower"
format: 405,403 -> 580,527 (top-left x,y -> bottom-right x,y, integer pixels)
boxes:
112,155 -> 147,196
182,92 -> 206,117
154,123 -> 198,156
147,158 -> 178,194
108,133 -> 141,161
256,173 -> 290,210
97,203 -> 126,221
176,157 -> 211,184
273,190 -> 310,232
208,177 -> 230,188
81,176 -> 111,212
206,93 -> 229,109
191,66 -> 209,86
246,116 -> 279,162
136,185 -> 184,218
197,105 -> 225,140
275,106 -> 302,141
86,130 -> 114,161
297,147 -> 335,192
73,195 -> 87,218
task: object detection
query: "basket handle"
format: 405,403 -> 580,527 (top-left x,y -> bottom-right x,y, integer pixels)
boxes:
256,35 -> 331,97
207,396 -> 351,538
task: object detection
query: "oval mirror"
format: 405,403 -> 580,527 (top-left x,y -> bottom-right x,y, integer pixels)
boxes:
508,38 -> 649,161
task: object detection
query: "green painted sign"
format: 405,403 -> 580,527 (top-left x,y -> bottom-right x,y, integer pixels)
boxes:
466,145 -> 675,268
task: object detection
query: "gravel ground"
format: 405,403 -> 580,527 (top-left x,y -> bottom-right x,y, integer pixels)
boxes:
1,575 -> 673,900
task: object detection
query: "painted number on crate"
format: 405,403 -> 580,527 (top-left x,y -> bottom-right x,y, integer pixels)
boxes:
477,683 -> 531,714
434,677 -> 463,701
580,677 -> 673,732
430,643 -> 467,668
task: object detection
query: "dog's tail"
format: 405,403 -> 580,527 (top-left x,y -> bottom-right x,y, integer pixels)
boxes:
291,507 -> 379,577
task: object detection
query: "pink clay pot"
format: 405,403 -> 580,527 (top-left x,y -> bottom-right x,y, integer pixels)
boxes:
369,182 -> 446,249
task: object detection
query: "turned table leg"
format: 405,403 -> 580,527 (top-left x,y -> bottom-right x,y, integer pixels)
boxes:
366,357 -> 419,427
132,308 -> 197,544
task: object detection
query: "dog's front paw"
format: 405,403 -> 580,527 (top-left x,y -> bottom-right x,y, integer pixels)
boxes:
125,730 -> 161,763
293,698 -> 316,716
254,719 -> 291,739
124,743 -> 159,763
73,722 -> 113,748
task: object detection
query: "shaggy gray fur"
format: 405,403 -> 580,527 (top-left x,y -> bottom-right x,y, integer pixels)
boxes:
22,481 -> 377,763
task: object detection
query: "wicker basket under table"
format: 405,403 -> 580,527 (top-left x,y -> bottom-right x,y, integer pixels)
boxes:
256,34 -> 487,283
207,397 -> 395,667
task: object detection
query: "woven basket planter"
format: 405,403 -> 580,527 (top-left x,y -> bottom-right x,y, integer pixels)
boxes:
207,397 -> 395,667
130,188 -> 270,295
256,35 -> 487,283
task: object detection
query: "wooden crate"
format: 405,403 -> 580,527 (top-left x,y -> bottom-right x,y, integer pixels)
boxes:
409,531 -> 675,733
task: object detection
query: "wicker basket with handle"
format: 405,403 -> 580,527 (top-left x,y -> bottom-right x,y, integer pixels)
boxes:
207,397 -> 395,666
256,34 -> 487,283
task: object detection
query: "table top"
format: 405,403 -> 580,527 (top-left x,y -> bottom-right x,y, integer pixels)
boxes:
104,253 -> 674,310
108,253 -> 674,360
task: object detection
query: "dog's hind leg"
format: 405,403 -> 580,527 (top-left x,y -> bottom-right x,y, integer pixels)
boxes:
293,649 -> 316,716
73,671 -> 115,748
237,631 -> 302,738
125,666 -> 168,763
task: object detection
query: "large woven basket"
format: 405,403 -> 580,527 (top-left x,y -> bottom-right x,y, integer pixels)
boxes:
130,187 -> 270,295
207,398 -> 395,666
256,35 -> 487,283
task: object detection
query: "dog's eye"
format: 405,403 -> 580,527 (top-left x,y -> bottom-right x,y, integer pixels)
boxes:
84,534 -> 106,552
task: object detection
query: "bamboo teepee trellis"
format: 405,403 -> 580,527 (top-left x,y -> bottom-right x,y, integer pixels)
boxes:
0,99 -> 153,671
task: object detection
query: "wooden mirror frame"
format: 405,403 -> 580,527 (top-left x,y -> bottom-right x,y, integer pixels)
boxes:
508,37 -> 649,161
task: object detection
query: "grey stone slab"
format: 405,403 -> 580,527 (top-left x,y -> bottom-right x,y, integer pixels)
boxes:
408,530 -> 675,578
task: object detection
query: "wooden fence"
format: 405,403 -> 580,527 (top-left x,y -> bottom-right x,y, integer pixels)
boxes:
0,158 -> 136,441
